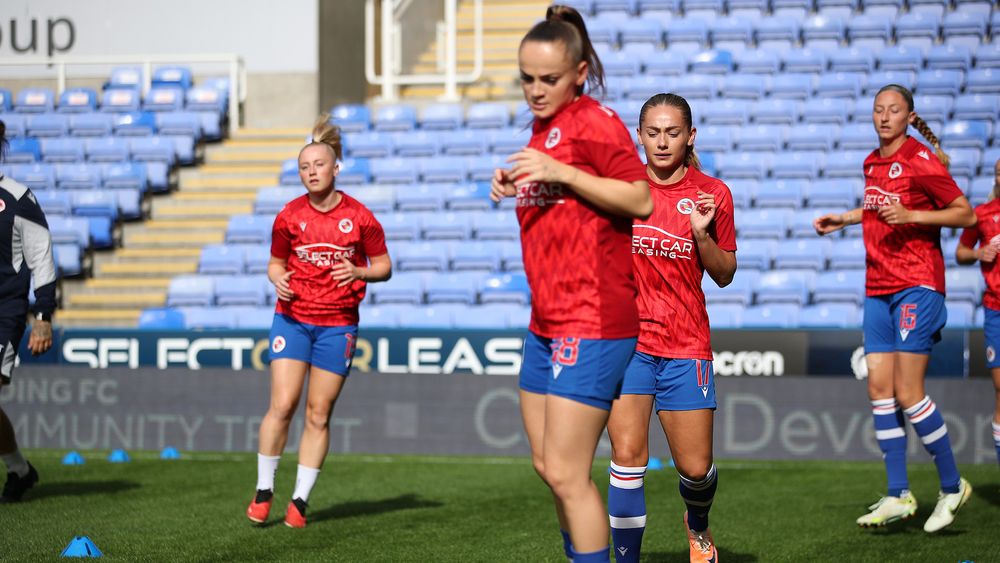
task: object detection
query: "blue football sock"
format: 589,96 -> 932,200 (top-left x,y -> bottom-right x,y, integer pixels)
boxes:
678,464 -> 717,533
572,546 -> 610,563
608,463 -> 646,563
871,398 -> 909,497
904,395 -> 960,493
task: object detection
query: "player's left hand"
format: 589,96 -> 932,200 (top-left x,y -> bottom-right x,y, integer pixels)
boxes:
28,320 -> 52,356
507,148 -> 575,186
331,256 -> 364,287
878,201 -> 912,225
690,191 -> 717,236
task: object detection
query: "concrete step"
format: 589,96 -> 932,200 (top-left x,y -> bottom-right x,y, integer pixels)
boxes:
154,203 -> 253,219
197,163 -> 283,174
68,292 -> 166,308
171,191 -> 258,202
127,231 -> 225,247
85,277 -> 174,290
182,177 -> 274,190
141,219 -> 230,230
57,309 -> 142,326
221,139 -> 306,150
115,248 -> 203,259
401,83 -> 517,100
233,128 -> 309,141
99,261 -> 197,276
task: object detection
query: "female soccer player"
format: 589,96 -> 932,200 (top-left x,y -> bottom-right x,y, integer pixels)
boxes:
955,157 -> 1000,467
246,116 -> 391,528
605,94 -> 736,563
490,5 -> 651,562
814,84 -> 975,532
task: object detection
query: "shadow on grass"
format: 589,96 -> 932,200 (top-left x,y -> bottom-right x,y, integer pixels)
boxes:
973,481 -> 1000,508
27,480 -> 140,501
258,493 -> 443,527
645,547 -> 757,562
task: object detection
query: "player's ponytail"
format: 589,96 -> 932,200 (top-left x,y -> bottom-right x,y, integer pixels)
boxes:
639,93 -> 702,170
523,5 -> 605,98
0,119 -> 7,164
307,113 -> 343,162
876,83 -> 950,169
991,157 -> 1000,202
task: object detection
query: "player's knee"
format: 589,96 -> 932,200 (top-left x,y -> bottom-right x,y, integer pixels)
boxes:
676,459 -> 712,482
304,406 -> 331,431
530,455 -> 548,481
267,398 -> 299,422
610,446 -> 648,468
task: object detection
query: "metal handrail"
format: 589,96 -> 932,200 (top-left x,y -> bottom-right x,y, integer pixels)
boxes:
365,0 -> 484,101
0,53 -> 246,136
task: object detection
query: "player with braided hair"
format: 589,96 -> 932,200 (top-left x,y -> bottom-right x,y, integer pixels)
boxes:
814,84 -> 975,532
246,114 -> 391,528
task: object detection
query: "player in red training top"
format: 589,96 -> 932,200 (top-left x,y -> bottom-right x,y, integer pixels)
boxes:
489,6 -> 651,563
814,84 -> 975,533
603,94 -> 736,563
956,156 -> 1000,468
246,115 -> 391,529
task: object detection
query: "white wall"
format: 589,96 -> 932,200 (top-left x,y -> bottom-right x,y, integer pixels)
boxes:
0,0 -> 318,72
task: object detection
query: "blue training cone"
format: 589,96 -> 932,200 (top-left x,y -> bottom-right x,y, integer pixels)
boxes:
648,457 -> 664,471
107,449 -> 130,463
60,536 -> 102,558
62,451 -> 85,465
667,458 -> 675,467
160,447 -> 181,460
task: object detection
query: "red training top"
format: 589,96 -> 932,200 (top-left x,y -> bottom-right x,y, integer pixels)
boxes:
960,199 -> 1000,310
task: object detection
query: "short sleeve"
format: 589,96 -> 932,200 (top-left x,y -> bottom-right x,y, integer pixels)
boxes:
712,185 -> 738,252
579,114 -> 646,184
958,223 -> 980,249
917,161 -> 964,209
270,212 -> 292,259
362,213 -> 388,258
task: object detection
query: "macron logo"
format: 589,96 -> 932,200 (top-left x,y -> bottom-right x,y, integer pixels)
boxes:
618,547 -> 628,557
701,386 -> 709,398
552,364 -> 563,379
900,328 -> 910,342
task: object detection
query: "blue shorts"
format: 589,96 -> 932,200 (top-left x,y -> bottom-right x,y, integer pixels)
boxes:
984,307 -> 1000,369
863,287 -> 945,355
268,314 -> 358,376
519,331 -> 637,410
621,352 -> 717,411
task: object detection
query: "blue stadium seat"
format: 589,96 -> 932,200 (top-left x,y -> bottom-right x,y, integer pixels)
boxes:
690,50 -> 733,74
48,216 -> 90,249
395,241 -> 449,271
719,75 -> 764,100
487,128 -> 530,156
70,190 -> 118,222
245,247 -> 271,275
754,270 -> 815,305
967,69 -> 1000,94
472,211 -> 519,240
863,70 -> 917,96
894,13 -> 940,50
56,163 -> 102,190
916,69 -> 964,96
9,163 -> 54,191
424,272 -> 485,304
167,276 -> 215,307
735,50 -> 780,74
452,304 -> 514,329
180,306 -> 237,330
828,47 -> 875,73
825,149 -> 872,177
604,51 -> 642,77
815,72 -> 864,98
941,121 -> 991,149
226,214 -> 273,244
374,105 -> 417,132
40,138 -> 85,163
738,208 -> 791,238
945,268 -> 984,305
14,88 -> 54,113
109,188 -> 142,220
860,0 -> 903,18
682,0 -> 725,19
799,303 -> 861,328
702,100 -> 749,126
877,45 -> 925,72
450,241 -> 500,271
380,212 -> 421,241
199,244 -> 246,275
673,74 -> 718,100
950,93 -> 997,120
587,20 -> 620,49
620,18 -> 663,48
621,75 -> 663,101
911,95 -> 953,124
741,304 -> 800,328
768,74 -> 814,100
706,303 -> 742,328
138,307 -> 186,329
848,14 -> 892,48
665,18 -> 709,52
393,131 -> 439,158
26,114 -> 69,138
57,88 -> 98,113
337,158 -> 370,185
726,180 -> 753,209
331,104 -> 371,133
422,211 -> 472,240
480,273 -> 530,305
976,43 -> 1000,69
229,306 -> 275,330
439,130 -> 488,156
216,275 -> 269,307
838,124 -> 876,150
637,0 -> 679,14
420,103 -> 463,130
711,18 -> 754,51
446,182 -> 492,211
0,90 -> 11,113
813,269 -> 865,304
773,152 -> 824,179
115,112 -> 158,137
704,270 -> 758,304
68,113 -> 113,137
942,12 -> 987,49
83,137 -> 125,164
907,0 -> 947,19
370,158 -> 420,184
129,137 -> 176,173
828,237 -> 866,269
151,66 -> 193,90
788,207 -> 836,237
358,304 -> 400,328
101,88 -> 140,113
639,52 -> 686,76
254,186 -> 299,215
6,138 -> 41,164
771,0 -> 812,19
946,149 -> 981,178
143,87 -> 184,112
788,123 -> 837,149
35,190 -> 70,215
806,179 -> 857,208
499,241 -> 523,272
396,305 -> 457,329
738,123 -> 787,150
925,44 -> 973,71
156,112 -> 203,141
716,152 -> 769,179
0,114 -> 25,138
421,156 -> 469,184
755,18 -> 800,53
467,154 -> 506,183
945,301 -> 976,328
782,48 -> 828,74
774,238 -> 830,270
105,66 -> 142,90
755,180 -> 806,207
370,272 -> 425,304
345,131 -> 393,159
102,162 -> 148,193
696,125 -> 736,152
465,102 -> 510,129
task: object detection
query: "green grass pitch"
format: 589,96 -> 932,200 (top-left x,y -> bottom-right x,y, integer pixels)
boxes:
2,451 -> 998,562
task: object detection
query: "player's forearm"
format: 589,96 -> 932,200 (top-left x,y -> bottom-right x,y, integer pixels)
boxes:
360,260 -> 392,283
955,244 -> 978,265
561,165 -> 652,219
267,260 -> 287,285
840,208 -> 863,226
909,206 -> 977,228
695,233 -> 737,287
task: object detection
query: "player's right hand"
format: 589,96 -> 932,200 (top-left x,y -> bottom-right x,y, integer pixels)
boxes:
274,271 -> 295,301
979,244 -> 998,263
490,168 -> 517,203
813,213 -> 845,236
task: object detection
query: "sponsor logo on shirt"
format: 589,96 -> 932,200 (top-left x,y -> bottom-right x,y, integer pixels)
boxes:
632,224 -> 694,260
339,218 -> 354,233
545,127 -> 561,149
676,198 -> 695,215
863,186 -> 901,210
517,182 -> 566,207
888,162 -> 903,179
294,242 -> 356,268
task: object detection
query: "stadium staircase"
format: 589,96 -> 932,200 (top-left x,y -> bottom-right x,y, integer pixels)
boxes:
59,128 -> 305,327
402,0 -> 550,100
